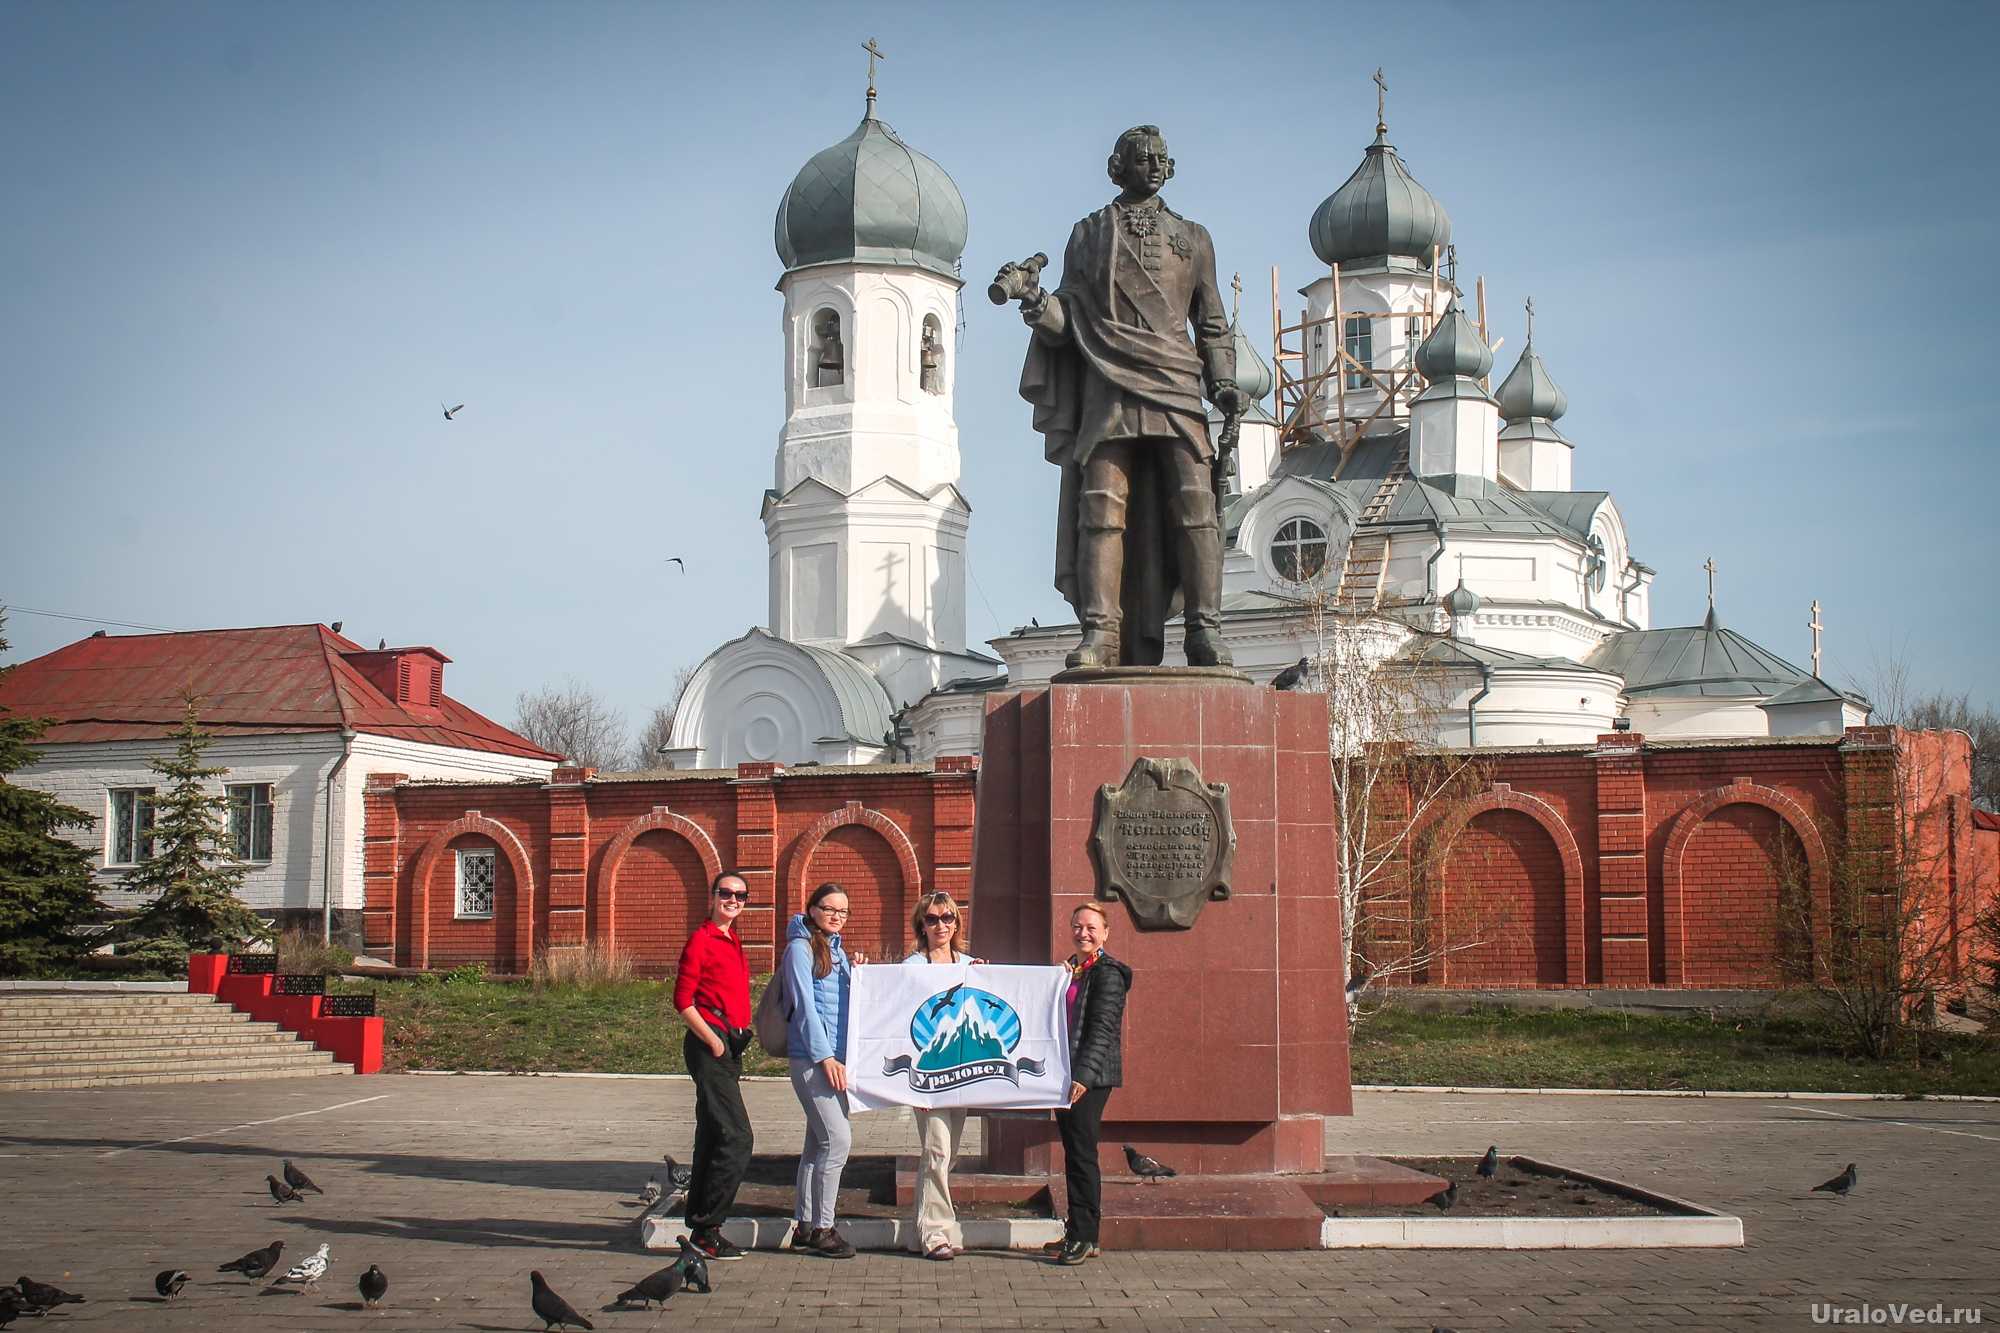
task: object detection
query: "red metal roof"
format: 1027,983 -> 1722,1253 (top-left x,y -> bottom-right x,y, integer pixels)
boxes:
1975,809 -> 2000,833
0,624 -> 559,761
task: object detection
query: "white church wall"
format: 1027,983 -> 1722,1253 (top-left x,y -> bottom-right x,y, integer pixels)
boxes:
1763,697 -> 1870,738
1624,695 -> 1774,740
1231,418 -> 1281,494
1412,393 -> 1498,481
1300,268 -> 1441,426
1229,480 -> 1354,596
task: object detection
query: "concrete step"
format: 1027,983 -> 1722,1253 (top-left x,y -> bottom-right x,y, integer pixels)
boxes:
0,998 -> 228,1021
0,1062 -> 354,1093
3,1019 -> 273,1043
0,1048 -> 341,1080
0,1030 -> 310,1059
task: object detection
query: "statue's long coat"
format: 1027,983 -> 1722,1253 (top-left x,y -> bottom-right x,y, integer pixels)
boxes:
1019,199 -> 1233,663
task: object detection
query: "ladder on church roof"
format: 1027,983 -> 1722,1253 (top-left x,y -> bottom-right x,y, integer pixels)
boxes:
1333,455 -> 1409,614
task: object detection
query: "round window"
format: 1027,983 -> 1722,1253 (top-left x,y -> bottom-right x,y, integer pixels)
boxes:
1272,518 -> 1329,583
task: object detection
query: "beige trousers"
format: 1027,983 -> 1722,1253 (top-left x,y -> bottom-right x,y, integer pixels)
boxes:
910,1106 -> 967,1252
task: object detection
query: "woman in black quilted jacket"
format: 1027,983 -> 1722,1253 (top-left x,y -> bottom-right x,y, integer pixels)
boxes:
1049,901 -> 1130,1266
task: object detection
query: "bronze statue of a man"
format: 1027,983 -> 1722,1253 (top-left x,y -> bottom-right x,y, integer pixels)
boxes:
996,125 -> 1243,669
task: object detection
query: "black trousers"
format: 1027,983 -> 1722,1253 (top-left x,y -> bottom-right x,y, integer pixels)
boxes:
1055,1085 -> 1113,1244
683,1030 -> 753,1232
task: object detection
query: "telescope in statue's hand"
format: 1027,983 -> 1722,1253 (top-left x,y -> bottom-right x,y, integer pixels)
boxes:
988,252 -> 1049,306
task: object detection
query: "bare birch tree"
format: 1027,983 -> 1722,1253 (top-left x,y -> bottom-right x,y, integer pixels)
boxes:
626,665 -> 698,770
513,678 -> 628,771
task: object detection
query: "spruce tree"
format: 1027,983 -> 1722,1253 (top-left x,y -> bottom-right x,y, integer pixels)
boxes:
113,693 -> 270,953
0,613 -> 103,976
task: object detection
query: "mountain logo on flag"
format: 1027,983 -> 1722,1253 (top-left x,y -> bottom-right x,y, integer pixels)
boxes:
886,986 -> 1047,1094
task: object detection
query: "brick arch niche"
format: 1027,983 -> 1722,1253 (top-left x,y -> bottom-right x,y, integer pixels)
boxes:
409,813 -> 537,972
787,801 -> 923,962
598,808 -> 724,975
1423,785 -> 1586,987
1663,781 -> 1829,987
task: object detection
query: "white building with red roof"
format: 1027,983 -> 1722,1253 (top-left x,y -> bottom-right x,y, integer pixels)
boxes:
0,623 -> 558,946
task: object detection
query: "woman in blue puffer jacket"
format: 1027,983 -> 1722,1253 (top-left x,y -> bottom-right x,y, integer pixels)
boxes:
780,881 -> 866,1259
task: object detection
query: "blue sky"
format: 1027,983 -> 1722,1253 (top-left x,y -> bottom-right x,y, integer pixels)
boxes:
3,0 -> 1995,730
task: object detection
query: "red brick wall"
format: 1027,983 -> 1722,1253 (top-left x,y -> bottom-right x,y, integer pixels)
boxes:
612,831 -> 710,976
426,834 -> 517,972
1677,803 -> 1806,988
799,824 -> 907,962
1446,808 -> 1568,986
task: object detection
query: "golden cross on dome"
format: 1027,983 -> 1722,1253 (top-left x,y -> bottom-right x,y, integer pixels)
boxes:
862,37 -> 886,113
1373,67 -> 1388,132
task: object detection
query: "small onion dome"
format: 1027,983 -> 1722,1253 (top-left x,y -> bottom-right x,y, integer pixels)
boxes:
1444,578 -> 1482,618
775,109 -> 968,280
1496,343 -> 1569,424
1415,301 -> 1492,382
1230,317 -> 1274,403
1308,125 -> 1452,268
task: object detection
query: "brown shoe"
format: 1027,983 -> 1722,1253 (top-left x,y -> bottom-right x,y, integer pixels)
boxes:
811,1226 -> 856,1260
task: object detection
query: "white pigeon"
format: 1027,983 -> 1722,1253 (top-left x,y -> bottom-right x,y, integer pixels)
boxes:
637,1176 -> 662,1207
278,1242 -> 331,1290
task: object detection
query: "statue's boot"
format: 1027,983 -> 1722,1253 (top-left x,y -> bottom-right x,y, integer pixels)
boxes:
1066,488 -> 1125,670
1177,484 -> 1232,668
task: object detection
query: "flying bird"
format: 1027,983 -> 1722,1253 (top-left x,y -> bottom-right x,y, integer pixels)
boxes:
665,557 -> 685,572
1428,1180 -> 1457,1212
1812,1163 -> 1858,1197
218,1241 -> 285,1280
442,402 -> 465,420
358,1264 -> 388,1308
662,1155 -> 692,1190
1272,657 -> 1311,691
614,1264 -> 682,1309
282,1160 -> 323,1195
927,983 -> 966,1018
529,1270 -> 594,1331
277,1243 -> 331,1291
1123,1144 -> 1177,1184
1477,1146 -> 1499,1179
14,1276 -> 84,1310
154,1269 -> 188,1299
670,1235 -> 711,1294
267,1173 -> 304,1204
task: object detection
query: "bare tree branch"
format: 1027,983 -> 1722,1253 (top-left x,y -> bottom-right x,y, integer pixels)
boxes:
626,665 -> 698,770
513,678 -> 628,771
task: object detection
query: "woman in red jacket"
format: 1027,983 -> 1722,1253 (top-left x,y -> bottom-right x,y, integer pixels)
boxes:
673,871 -> 755,1262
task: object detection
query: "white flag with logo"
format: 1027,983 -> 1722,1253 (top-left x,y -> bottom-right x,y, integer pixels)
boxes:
844,963 -> 1071,1112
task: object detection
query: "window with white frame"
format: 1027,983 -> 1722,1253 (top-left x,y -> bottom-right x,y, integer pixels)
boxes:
109,787 -> 156,865
1404,314 -> 1426,364
1271,517 -> 1330,583
456,847 -> 497,919
227,783 -> 274,861
1343,316 -> 1373,389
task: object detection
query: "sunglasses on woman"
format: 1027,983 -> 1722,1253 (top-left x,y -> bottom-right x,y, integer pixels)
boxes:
714,888 -> 749,902
922,913 -> 957,927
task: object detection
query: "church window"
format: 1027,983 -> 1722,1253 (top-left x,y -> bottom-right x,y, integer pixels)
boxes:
810,309 -> 844,388
920,314 -> 945,394
456,847 -> 496,919
226,783 -> 273,862
1343,316 -> 1373,389
1586,533 -> 1608,594
109,787 -> 155,865
1404,314 -> 1426,364
1271,517 -> 1329,582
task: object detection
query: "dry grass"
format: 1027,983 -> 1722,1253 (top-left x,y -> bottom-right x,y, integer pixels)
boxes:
275,927 -> 354,976
527,940 -> 636,989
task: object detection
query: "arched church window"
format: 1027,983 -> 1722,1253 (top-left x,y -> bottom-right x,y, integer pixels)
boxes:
1344,316 -> 1373,390
1586,533 -> 1608,594
920,315 -> 944,395
811,309 -> 844,388
1403,313 -> 1426,365
1271,517 -> 1328,583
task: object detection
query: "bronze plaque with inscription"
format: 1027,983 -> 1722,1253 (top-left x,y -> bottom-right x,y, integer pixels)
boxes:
1088,757 -> 1235,929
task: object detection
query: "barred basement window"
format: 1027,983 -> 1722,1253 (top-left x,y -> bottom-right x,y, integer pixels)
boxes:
109,787 -> 156,865
456,848 -> 497,919
227,783 -> 274,861
1271,517 -> 1329,582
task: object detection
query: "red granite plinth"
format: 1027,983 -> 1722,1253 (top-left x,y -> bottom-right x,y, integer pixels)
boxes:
968,677 -> 1356,1244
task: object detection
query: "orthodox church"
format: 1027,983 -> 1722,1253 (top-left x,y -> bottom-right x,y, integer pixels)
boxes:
666,87 -> 1865,769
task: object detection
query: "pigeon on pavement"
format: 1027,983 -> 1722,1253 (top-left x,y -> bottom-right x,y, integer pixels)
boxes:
218,1241 -> 285,1280
1477,1146 -> 1499,1179
359,1264 -> 388,1308
1123,1144 -> 1177,1184
277,1243 -> 330,1291
1428,1180 -> 1457,1212
670,1236 -> 711,1294
0,1290 -> 23,1329
614,1264 -> 682,1309
529,1271 -> 593,1331
1812,1163 -> 1858,1196
662,1155 -> 692,1190
16,1276 -> 84,1309
267,1174 -> 303,1205
154,1269 -> 189,1298
636,1176 -> 662,1207
282,1160 -> 324,1195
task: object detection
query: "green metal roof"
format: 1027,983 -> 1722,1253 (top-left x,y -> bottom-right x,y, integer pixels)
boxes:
1414,302 -> 1492,382
1230,317 -> 1274,402
775,110 -> 968,279
1395,634 -> 1606,673
1585,619 -> 1815,700
1308,125 -> 1451,269
1495,341 -> 1569,424
796,640 -> 898,744
1514,491 -> 1609,542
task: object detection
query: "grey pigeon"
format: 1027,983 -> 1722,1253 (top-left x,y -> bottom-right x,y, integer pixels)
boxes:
267,1173 -> 303,1205
614,1264 -> 682,1308
1272,657 -> 1310,691
16,1276 -> 84,1309
1428,1180 -> 1457,1212
670,1236 -> 710,1294
636,1176 -> 662,1207
1123,1144 -> 1176,1184
358,1264 -> 388,1307
1812,1163 -> 1858,1196
282,1160 -> 323,1195
0,1291 -> 22,1329
662,1155 -> 691,1190
154,1269 -> 188,1298
1477,1146 -> 1498,1178
529,1270 -> 593,1331
218,1241 -> 284,1280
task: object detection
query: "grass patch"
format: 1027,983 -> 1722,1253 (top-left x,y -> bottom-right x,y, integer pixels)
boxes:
1350,1003 -> 2000,1097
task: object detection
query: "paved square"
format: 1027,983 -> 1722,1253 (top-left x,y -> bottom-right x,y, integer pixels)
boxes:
4,1075 -> 1997,1330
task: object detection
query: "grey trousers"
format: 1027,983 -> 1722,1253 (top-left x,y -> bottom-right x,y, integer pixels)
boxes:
788,1057 -> 851,1230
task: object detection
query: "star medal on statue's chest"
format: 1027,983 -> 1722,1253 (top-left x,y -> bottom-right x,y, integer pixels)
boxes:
1167,229 -> 1191,260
